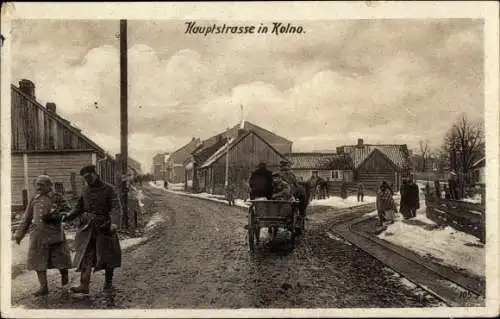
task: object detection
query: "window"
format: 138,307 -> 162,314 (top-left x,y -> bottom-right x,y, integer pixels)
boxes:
331,170 -> 342,180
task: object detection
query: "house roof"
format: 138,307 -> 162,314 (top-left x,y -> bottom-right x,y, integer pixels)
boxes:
200,130 -> 289,168
230,121 -> 293,144
338,144 -> 410,170
11,84 -> 110,158
168,138 -> 201,164
193,136 -> 229,165
285,152 -> 353,170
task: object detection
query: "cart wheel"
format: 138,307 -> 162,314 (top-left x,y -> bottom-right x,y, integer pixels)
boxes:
248,207 -> 255,252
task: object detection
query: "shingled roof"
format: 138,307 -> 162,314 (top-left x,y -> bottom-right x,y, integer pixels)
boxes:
285,153 -> 353,170
338,144 -> 410,170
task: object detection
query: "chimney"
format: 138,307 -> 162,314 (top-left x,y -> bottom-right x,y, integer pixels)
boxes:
46,102 -> 56,113
19,79 -> 35,97
357,138 -> 364,147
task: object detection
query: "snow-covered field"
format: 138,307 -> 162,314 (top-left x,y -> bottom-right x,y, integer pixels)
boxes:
377,201 -> 485,278
310,195 -> 376,209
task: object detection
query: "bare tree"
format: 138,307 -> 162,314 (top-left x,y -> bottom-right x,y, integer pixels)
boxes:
441,114 -> 484,194
419,140 -> 430,172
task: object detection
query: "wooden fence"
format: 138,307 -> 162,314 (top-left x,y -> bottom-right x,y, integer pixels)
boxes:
425,196 -> 485,243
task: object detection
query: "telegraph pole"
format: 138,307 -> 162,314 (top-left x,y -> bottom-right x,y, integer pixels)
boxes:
120,19 -> 129,228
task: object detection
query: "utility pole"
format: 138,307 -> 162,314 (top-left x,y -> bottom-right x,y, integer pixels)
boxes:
225,127 -> 230,188
120,19 -> 129,228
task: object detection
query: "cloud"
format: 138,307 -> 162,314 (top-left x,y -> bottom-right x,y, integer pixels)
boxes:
11,19 -> 484,171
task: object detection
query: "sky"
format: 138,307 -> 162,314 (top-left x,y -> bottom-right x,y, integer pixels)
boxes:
10,19 -> 484,172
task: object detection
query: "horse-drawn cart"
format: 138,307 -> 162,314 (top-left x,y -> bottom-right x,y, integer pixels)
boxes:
247,199 -> 304,252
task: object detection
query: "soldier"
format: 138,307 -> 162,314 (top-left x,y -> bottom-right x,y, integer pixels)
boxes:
63,165 -> 122,294
277,160 -> 298,194
271,172 -> 292,200
14,175 -> 72,296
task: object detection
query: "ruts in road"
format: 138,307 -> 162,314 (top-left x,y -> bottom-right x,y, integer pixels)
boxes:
12,186 -> 444,309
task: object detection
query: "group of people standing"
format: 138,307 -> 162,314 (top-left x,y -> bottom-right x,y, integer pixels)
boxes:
375,175 -> 420,226
15,165 -> 122,297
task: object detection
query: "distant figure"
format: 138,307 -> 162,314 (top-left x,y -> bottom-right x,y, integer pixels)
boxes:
225,183 -> 235,206
448,171 -> 459,199
340,182 -> 348,199
307,172 -> 321,201
406,175 -> 420,218
249,162 -> 273,199
399,179 -> 410,219
376,181 -> 397,226
357,182 -> 365,202
163,179 -> 168,189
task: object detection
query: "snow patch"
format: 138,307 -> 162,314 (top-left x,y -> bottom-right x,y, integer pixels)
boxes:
120,237 -> 146,250
310,196 -> 376,209
145,212 -> 165,231
377,201 -> 485,278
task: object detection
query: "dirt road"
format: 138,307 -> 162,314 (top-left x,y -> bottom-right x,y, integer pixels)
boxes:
11,186 -> 444,309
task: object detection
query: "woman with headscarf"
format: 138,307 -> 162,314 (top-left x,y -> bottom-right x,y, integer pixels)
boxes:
376,181 -> 398,226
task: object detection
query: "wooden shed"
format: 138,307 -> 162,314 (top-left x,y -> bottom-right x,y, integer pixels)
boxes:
337,139 -> 411,193
11,79 -> 116,209
195,129 -> 289,197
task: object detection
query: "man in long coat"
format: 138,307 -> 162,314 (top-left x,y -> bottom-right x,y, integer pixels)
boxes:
249,162 -> 273,199
405,175 -> 420,218
15,175 -> 72,296
63,165 -> 122,294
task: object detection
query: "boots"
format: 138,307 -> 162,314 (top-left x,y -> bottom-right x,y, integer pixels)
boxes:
103,268 -> 114,293
70,268 -> 91,294
33,271 -> 49,296
60,269 -> 69,287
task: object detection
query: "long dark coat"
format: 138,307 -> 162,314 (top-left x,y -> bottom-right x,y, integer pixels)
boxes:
403,182 -> 420,210
65,179 -> 122,272
14,192 -> 72,271
249,167 -> 273,199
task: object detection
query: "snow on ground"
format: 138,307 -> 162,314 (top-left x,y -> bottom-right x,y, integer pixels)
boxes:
377,201 -> 485,278
168,183 -> 185,191
310,195 -> 376,209
149,181 -> 250,208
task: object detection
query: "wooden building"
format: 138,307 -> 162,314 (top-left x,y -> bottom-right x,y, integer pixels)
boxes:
151,152 -> 169,181
185,121 -> 292,193
336,139 -> 411,192
166,137 -> 201,184
11,79 -> 117,208
285,152 -> 354,182
188,128 -> 289,197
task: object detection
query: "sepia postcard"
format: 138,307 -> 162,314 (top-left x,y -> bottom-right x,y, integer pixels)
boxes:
1,1 -> 499,318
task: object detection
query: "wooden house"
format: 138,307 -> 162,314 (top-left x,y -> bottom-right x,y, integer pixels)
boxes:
165,137 -> 201,184
285,152 -> 354,182
187,127 -> 289,196
185,121 -> 292,193
11,79 -> 116,208
151,152 -> 169,181
336,139 -> 411,192
471,156 -> 485,185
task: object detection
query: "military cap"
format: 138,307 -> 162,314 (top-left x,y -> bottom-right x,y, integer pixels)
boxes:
35,175 -> 52,185
80,165 -> 96,176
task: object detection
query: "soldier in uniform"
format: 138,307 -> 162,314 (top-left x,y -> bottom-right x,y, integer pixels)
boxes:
15,175 -> 72,296
277,160 -> 298,194
63,165 -> 122,294
271,172 -> 292,200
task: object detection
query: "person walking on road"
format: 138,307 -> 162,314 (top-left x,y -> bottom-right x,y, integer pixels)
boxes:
63,165 -> 122,294
376,181 -> 397,226
357,182 -> 365,202
14,175 -> 72,296
406,175 -> 420,218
